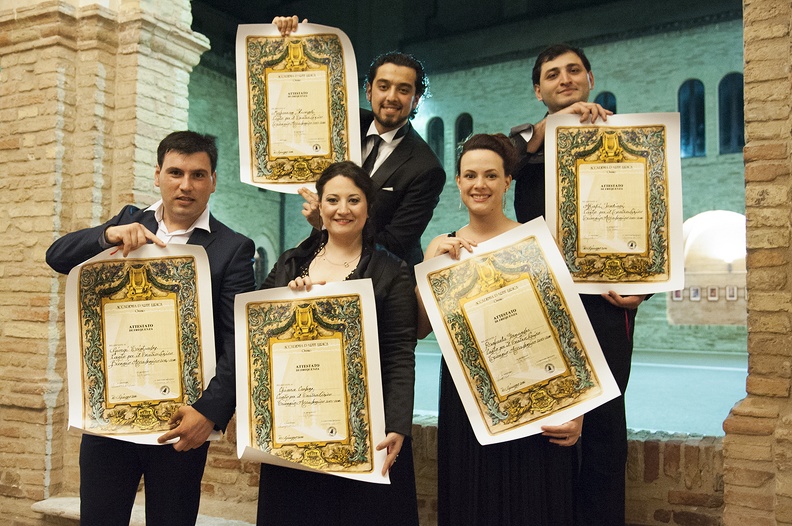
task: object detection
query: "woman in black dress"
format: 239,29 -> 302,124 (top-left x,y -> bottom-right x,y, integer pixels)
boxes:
257,161 -> 419,526
418,134 -> 582,526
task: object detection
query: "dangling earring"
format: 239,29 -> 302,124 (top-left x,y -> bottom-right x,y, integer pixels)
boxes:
458,190 -> 463,211
502,189 -> 508,211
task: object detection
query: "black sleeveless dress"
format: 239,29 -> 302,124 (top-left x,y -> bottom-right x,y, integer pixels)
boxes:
437,232 -> 578,526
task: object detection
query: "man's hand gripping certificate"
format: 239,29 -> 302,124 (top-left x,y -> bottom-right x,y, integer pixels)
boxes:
64,244 -> 217,445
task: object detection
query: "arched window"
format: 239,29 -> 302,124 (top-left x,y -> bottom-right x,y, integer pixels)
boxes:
455,113 -> 473,147
427,117 -> 445,166
254,246 -> 269,289
594,91 -> 617,113
719,73 -> 745,155
678,79 -> 706,158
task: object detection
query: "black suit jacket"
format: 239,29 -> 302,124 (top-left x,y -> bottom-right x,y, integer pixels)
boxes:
360,109 -> 446,266
46,205 -> 255,430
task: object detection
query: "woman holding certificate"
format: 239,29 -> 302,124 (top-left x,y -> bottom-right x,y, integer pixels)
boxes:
257,162 -> 419,526
418,134 -> 582,526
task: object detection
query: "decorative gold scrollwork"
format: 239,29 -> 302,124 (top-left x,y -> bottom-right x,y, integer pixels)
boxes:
285,40 -> 308,71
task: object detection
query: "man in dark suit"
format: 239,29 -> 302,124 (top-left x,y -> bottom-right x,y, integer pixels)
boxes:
355,52 -> 447,266
275,17 -> 446,267
46,131 -> 255,526
509,44 -> 646,526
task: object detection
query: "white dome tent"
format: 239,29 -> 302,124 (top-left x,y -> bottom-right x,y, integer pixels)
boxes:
667,210 -> 747,325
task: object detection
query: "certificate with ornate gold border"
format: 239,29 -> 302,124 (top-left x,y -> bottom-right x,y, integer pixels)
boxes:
236,23 -> 361,194
234,280 -> 389,483
415,220 -> 619,445
64,245 -> 217,445
545,113 -> 683,294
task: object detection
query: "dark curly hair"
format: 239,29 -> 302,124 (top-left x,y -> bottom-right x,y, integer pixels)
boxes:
366,52 -> 428,119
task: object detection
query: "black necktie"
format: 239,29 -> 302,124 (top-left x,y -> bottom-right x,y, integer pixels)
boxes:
362,135 -> 383,175
361,125 -> 407,175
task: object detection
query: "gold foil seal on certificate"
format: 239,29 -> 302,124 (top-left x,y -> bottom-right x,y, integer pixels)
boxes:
237,24 -> 361,192
245,294 -> 374,473
76,255 -> 205,435
427,237 -> 604,436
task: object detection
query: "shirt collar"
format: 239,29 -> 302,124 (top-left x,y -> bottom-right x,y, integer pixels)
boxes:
366,121 -> 408,144
146,200 -> 212,234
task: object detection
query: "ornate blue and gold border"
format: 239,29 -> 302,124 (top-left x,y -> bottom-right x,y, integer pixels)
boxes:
555,125 -> 671,282
77,256 -> 202,434
428,237 -> 600,435
246,294 -> 373,473
245,34 -> 350,183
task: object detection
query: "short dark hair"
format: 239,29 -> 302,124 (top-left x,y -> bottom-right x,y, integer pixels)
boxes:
157,131 -> 218,173
366,52 -> 428,118
315,161 -> 374,212
456,133 -> 517,177
532,44 -> 591,86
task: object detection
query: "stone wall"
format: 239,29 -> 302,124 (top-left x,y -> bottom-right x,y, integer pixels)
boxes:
105,419 -> 728,526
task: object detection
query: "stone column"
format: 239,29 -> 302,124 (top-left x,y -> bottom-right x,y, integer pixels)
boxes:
723,2 -> 792,525
0,1 -> 208,522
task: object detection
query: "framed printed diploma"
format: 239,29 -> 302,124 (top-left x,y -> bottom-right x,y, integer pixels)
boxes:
545,113 -> 684,294
415,220 -> 619,445
64,245 -> 217,445
234,280 -> 389,484
236,23 -> 361,194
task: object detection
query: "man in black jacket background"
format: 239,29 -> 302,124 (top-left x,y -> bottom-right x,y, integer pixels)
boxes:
509,44 -> 646,526
275,16 -> 446,267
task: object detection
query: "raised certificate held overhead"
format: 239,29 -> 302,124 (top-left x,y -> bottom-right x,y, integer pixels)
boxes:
236,23 -> 361,193
545,113 -> 684,294
234,280 -> 389,484
64,245 -> 217,445
415,220 -> 619,445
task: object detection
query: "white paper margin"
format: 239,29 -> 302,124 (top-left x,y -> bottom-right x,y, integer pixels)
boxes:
545,112 -> 684,295
415,219 -> 620,445
236,23 -> 362,194
234,279 -> 389,484
65,244 -> 218,445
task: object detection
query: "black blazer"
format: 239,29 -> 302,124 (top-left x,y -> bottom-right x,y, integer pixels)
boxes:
263,231 -> 417,436
361,109 -> 446,267
46,205 -> 255,430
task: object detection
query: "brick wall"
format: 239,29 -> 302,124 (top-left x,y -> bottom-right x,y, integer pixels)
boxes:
721,1 -> 792,525
185,421 -> 729,526
0,1 -> 208,524
78,417 -> 723,526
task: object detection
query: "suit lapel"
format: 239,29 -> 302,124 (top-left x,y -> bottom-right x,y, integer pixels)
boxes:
141,211 -> 158,233
360,109 -> 374,144
370,123 -> 415,192
187,215 -> 218,249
